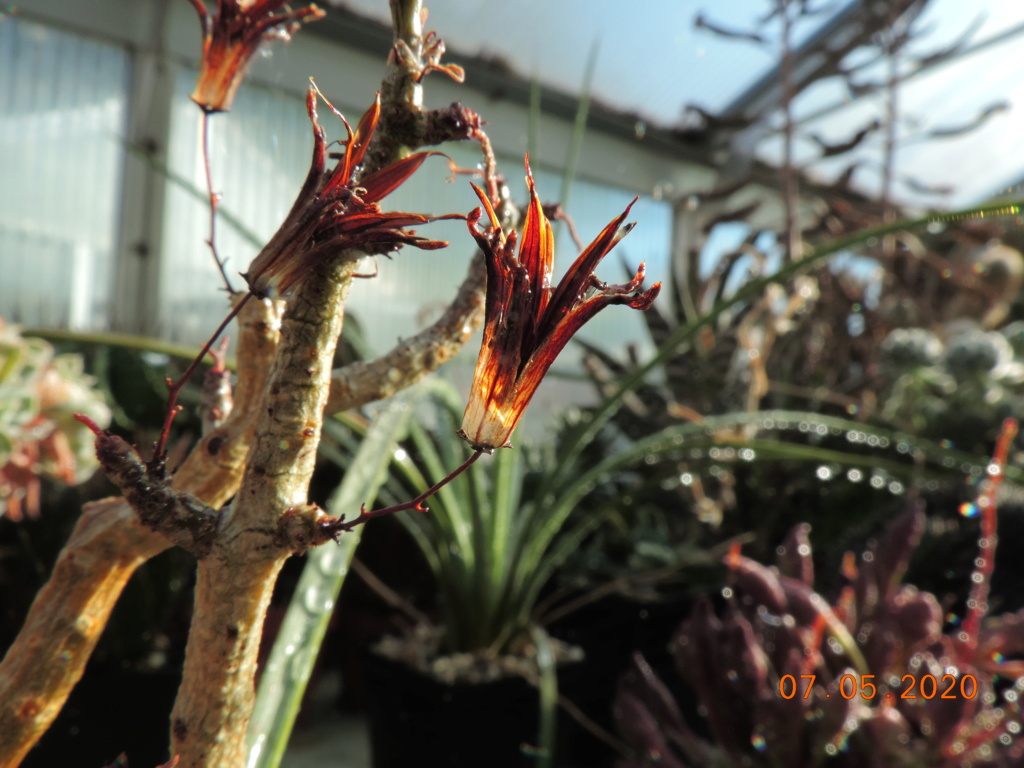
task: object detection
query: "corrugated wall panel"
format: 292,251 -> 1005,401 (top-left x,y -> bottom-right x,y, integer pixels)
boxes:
0,18 -> 128,329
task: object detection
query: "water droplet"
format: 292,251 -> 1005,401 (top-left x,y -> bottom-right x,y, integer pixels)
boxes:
816,465 -> 833,481
317,546 -> 347,576
303,584 -> 335,615
289,645 -> 317,683
680,472 -> 694,486
960,502 -> 980,518
248,734 -> 266,768
394,447 -> 407,461
751,734 -> 767,752
847,469 -> 863,482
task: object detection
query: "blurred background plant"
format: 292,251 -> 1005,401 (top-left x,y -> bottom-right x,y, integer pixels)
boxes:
566,0 -> 1024,596
0,320 -> 111,521
614,480 -> 1024,768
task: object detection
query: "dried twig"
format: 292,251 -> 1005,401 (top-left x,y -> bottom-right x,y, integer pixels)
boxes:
0,296 -> 282,767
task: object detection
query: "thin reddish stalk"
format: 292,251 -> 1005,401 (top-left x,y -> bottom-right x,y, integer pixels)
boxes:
334,449 -> 483,531
202,110 -> 234,293
153,292 -> 253,463
958,417 -> 1018,659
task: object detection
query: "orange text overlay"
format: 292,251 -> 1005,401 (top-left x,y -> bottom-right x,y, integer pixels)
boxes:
778,673 -> 978,701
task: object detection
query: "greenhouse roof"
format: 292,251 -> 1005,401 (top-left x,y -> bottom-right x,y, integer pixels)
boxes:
331,0 -> 1024,210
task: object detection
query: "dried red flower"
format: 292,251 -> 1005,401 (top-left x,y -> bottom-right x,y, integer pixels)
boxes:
458,160 -> 661,452
243,87 -> 456,297
188,0 -> 325,113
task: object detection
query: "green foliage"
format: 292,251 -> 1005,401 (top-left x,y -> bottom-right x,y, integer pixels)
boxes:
382,380 -> 608,655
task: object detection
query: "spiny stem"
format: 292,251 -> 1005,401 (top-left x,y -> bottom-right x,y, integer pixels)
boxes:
153,292 -> 253,464
202,110 -> 234,293
333,449 -> 483,532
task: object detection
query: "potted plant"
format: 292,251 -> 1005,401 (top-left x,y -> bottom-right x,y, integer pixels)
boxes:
358,381 -> 605,768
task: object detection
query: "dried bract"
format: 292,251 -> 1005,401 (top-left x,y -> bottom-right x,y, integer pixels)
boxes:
243,88 -> 456,298
458,159 -> 661,452
188,0 -> 325,112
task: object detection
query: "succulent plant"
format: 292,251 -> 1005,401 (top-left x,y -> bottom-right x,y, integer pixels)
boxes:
879,328 -> 944,373
0,320 -> 111,520
943,330 -> 1012,379
614,501 -> 1024,767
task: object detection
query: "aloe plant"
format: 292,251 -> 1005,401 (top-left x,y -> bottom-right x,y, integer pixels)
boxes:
369,380 -> 607,657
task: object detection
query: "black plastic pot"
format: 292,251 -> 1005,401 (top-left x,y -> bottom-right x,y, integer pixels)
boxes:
363,650 -> 585,768
22,669 -> 181,768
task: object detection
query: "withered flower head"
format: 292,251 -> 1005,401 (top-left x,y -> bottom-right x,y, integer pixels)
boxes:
458,160 -> 661,452
243,86 -> 455,298
188,0 -> 326,113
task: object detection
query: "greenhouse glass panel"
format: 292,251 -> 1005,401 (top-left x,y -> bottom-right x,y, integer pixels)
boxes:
0,18 -> 128,329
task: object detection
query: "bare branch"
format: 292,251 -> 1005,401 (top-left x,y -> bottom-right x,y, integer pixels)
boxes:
326,252 -> 486,414
0,296 -> 282,766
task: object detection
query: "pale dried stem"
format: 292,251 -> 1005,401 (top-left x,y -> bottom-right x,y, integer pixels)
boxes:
170,258 -> 356,768
326,252 -> 485,414
0,500 -> 167,767
0,295 -> 282,767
